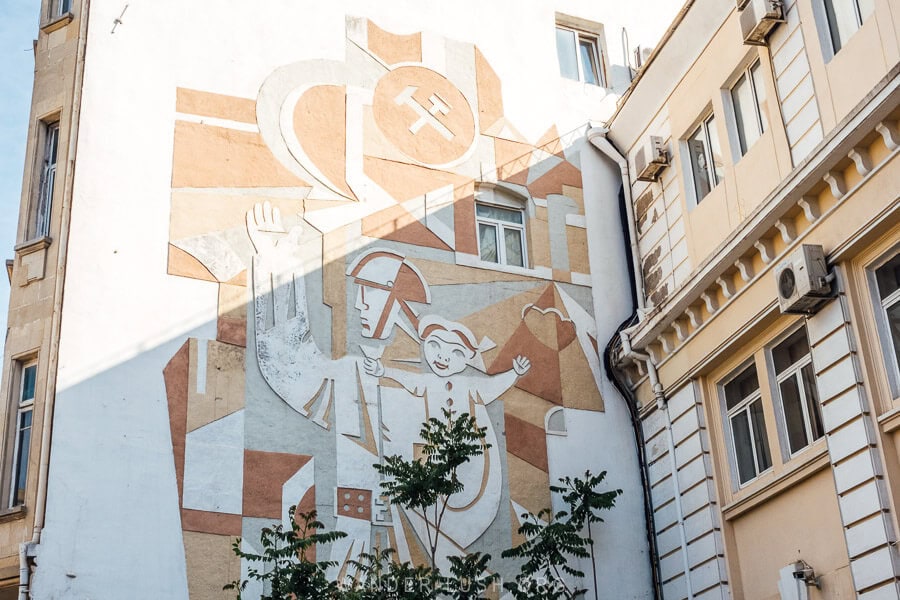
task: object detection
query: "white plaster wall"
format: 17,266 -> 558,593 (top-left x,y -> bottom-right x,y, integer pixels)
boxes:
34,0 -> 676,597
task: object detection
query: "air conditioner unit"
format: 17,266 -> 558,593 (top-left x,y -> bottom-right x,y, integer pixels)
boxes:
634,136 -> 669,182
775,244 -> 834,315
740,0 -> 785,46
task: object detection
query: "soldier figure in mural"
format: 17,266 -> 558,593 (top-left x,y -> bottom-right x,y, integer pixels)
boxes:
247,201 -> 531,572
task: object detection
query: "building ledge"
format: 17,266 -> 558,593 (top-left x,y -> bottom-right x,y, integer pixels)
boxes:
40,12 -> 74,34
0,505 -> 27,525
14,236 -> 52,256
721,444 -> 829,521
14,237 -> 52,285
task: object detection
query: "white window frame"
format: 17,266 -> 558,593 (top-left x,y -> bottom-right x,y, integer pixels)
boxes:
821,0 -> 874,54
475,201 -> 528,269
768,327 -> 824,458
685,113 -> 722,205
869,249 -> 900,398
29,121 -> 59,241
555,24 -> 606,87
722,363 -> 772,488
54,0 -> 71,17
9,361 -> 36,508
729,59 -> 768,157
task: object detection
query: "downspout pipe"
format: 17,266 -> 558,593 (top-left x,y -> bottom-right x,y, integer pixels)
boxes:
588,127 -> 662,600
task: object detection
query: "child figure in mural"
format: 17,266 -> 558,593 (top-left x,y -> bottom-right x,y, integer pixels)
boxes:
246,201 -> 529,574
364,317 -> 530,566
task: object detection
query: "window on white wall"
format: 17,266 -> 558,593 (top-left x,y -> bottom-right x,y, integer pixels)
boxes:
770,328 -> 824,455
9,361 -> 36,508
724,363 -> 772,486
55,0 -> 71,16
476,202 -> 527,268
822,0 -> 875,53
555,25 -> 605,87
873,252 -> 900,389
27,121 -> 59,241
687,114 -> 723,203
731,60 -> 769,156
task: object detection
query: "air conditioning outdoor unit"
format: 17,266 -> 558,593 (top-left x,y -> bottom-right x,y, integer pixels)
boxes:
740,0 -> 785,46
774,244 -> 834,315
634,136 -> 669,182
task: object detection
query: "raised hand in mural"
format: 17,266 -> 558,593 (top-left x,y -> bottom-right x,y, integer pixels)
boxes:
512,355 -> 531,376
362,357 -> 385,378
247,201 -> 328,418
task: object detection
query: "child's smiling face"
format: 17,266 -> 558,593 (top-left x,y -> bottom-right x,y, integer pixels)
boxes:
423,334 -> 469,377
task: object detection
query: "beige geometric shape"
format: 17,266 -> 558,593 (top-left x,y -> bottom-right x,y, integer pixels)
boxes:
183,531 -> 241,600
187,341 -> 246,433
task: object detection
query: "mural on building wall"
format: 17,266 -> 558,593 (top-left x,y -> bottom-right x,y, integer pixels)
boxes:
161,16 -> 604,595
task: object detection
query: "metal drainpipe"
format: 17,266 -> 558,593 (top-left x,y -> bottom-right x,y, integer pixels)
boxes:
620,328 -> 694,600
20,0 -> 91,598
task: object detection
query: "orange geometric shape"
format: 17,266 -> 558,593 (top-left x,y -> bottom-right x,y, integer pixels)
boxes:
180,508 -> 242,536
242,451 -> 313,519
525,160 -> 583,199
367,20 -> 422,66
294,85 -> 357,200
494,138 -> 533,185
171,121 -> 308,188
164,340 -> 191,504
489,323 -> 563,405
217,316 -> 246,347
336,487 -> 373,521
362,156 -> 469,202
168,244 -> 216,283
176,88 -> 257,125
372,66 -> 475,166
361,204 -> 452,251
536,125 -> 564,157
453,190 -> 478,256
504,413 -> 549,473
475,48 -> 503,135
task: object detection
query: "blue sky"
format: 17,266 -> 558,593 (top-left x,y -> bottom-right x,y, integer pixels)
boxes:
0,0 -> 40,353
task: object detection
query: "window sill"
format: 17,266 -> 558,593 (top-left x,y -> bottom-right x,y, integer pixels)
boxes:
0,505 -> 27,524
13,237 -> 52,286
40,12 -> 74,34
878,405 -> 900,433
455,252 -> 552,280
721,441 -> 829,520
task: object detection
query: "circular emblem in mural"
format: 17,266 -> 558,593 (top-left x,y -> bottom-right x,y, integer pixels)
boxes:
372,66 -> 476,167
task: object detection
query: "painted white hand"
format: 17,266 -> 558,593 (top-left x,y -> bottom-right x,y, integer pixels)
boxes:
512,355 -> 531,376
363,358 -> 384,378
246,201 -> 286,256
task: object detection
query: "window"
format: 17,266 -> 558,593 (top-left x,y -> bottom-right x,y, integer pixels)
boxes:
687,114 -> 723,203
555,26 -> 604,87
28,121 -> 59,241
724,363 -> 772,485
771,328 -> 824,455
823,0 -> 874,53
53,0 -> 71,18
730,60 -> 769,155
874,253 -> 900,383
476,202 -> 527,268
9,362 -> 36,507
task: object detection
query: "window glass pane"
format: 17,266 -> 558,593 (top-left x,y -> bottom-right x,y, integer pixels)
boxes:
688,128 -> 712,202
875,254 -> 900,301
824,0 -> 859,52
725,364 -> 759,410
772,328 -> 811,374
750,61 -> 768,134
478,223 -> 498,263
21,365 -> 36,403
750,399 -> 772,472
802,362 -> 825,442
556,28 -> 579,81
706,115 -> 724,185
578,38 -> 600,86
780,375 -> 809,454
476,203 -> 523,224
885,299 -> 900,375
731,411 -> 756,484
731,73 -> 757,155
13,410 -> 32,506
504,228 -> 524,267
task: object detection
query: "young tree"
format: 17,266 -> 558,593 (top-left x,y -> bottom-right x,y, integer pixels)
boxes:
374,408 -> 488,570
551,471 -> 622,600
225,507 -> 346,600
343,547 -> 442,600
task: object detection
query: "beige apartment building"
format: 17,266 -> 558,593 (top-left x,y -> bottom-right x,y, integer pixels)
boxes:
604,0 -> 900,598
